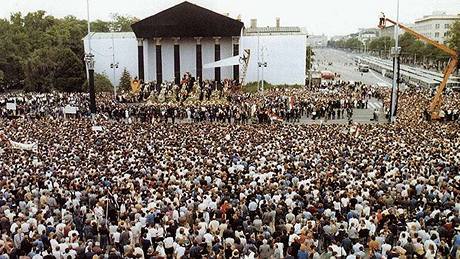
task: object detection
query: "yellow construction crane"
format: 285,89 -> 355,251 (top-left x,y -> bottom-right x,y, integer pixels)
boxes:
378,14 -> 459,120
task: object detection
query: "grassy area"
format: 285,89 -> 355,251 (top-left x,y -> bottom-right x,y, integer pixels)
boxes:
243,81 -> 304,93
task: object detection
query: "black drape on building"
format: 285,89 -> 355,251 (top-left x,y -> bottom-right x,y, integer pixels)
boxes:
196,44 -> 202,81
233,43 -> 239,82
174,44 -> 180,85
156,45 -> 162,84
137,43 -> 144,81
214,44 -> 221,82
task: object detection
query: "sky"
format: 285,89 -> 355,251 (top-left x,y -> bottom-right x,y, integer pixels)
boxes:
2,0 -> 460,36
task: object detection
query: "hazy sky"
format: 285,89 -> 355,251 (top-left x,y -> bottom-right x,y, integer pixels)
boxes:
2,0 -> 460,36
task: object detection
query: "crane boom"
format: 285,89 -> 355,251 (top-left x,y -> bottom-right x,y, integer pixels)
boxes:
378,15 -> 459,120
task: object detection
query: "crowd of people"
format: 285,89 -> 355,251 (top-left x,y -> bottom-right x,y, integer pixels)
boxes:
0,81 -> 389,125
0,78 -> 459,259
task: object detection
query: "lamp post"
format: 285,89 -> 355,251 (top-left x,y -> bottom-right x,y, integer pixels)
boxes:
85,53 -> 97,114
257,31 -> 260,92
110,33 -> 119,97
110,61 -> 119,96
258,46 -> 267,95
85,0 -> 96,114
109,24 -> 121,97
390,0 -> 401,123
258,61 -> 267,94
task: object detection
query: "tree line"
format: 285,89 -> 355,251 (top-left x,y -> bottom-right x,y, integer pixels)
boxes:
327,21 -> 460,66
0,11 -> 138,92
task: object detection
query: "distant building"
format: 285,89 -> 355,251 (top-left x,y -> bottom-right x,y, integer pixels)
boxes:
378,23 -> 415,39
413,11 -> 460,44
358,28 -> 379,43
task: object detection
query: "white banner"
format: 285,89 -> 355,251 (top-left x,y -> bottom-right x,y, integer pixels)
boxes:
64,105 -> 78,114
92,126 -> 103,132
203,55 -> 240,69
6,102 -> 16,111
10,141 -> 38,152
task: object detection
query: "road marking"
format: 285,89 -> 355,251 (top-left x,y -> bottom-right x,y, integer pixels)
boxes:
368,102 -> 382,110
370,70 -> 391,86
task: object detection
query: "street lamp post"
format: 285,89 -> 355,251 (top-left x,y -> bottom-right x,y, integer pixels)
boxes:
257,32 -> 260,92
258,61 -> 267,94
390,0 -> 401,123
85,0 -> 96,114
258,46 -> 267,94
308,47 -> 312,88
110,34 -> 119,97
110,62 -> 119,96
85,54 -> 97,114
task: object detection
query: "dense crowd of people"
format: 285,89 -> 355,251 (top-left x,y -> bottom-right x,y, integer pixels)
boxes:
0,78 -> 459,259
0,81 -> 388,124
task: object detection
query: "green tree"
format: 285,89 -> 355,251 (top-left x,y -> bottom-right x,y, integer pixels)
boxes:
53,48 -> 85,92
368,36 -> 394,55
83,73 -> 114,93
23,47 -> 84,92
306,46 -> 315,71
0,10 -> 140,91
345,38 -> 364,50
119,68 -> 132,92
91,19 -> 111,32
398,33 -> 416,50
110,13 -> 139,32
48,16 -> 87,59
447,21 -> 460,51
0,11 -> 87,89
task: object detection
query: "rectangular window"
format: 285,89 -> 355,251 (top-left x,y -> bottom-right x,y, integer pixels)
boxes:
445,24 -> 450,29
435,32 -> 440,38
435,24 -> 440,29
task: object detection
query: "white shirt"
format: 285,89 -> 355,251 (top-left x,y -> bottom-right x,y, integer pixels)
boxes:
164,237 -> 174,248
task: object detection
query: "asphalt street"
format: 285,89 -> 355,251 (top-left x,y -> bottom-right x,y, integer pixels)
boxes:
311,48 -> 389,123
314,48 -> 392,87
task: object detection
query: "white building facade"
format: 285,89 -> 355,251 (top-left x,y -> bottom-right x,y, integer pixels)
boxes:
413,11 -> 460,44
83,2 -> 307,86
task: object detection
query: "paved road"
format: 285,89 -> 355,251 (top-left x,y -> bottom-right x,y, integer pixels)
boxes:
314,48 -> 392,87
312,48 -> 388,123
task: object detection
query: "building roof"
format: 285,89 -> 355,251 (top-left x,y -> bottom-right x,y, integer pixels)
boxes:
131,1 -> 244,38
83,32 -> 136,40
415,13 -> 460,23
244,26 -> 307,36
